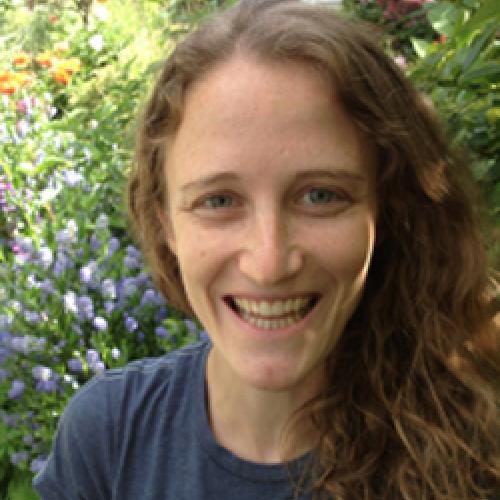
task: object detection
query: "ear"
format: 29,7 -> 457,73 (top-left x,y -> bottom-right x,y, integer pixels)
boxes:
155,203 -> 177,256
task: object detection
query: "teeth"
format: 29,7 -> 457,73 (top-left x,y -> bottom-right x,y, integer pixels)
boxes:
241,310 -> 300,329
233,296 -> 312,317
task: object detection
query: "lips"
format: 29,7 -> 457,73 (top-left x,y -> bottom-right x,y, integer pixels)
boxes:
224,294 -> 319,330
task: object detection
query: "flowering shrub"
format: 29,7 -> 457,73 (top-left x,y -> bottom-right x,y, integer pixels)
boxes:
0,0 -> 213,496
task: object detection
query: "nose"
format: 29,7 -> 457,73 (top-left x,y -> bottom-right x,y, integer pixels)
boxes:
237,209 -> 303,285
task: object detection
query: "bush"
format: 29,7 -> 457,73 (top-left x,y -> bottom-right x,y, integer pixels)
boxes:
0,0 -> 214,496
409,0 -> 500,261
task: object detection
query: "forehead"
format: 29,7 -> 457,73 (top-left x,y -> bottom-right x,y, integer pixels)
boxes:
181,54 -> 334,133
165,54 -> 376,191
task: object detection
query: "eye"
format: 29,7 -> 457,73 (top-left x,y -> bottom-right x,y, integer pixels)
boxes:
300,187 -> 344,205
199,194 -> 234,209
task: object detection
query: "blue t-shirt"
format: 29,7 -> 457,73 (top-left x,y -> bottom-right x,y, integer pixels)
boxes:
33,340 -> 314,499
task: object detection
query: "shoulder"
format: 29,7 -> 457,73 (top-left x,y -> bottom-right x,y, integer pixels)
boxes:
33,340 -> 210,499
70,339 -> 210,420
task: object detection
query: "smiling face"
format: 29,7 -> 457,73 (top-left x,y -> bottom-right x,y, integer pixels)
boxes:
161,54 -> 377,393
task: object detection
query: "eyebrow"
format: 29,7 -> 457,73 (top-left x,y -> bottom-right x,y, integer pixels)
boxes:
180,168 -> 368,192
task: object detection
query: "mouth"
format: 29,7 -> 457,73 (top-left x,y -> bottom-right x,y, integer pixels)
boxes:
223,294 -> 320,330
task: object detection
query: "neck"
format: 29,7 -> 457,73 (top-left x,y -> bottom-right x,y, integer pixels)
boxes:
205,349 -> 321,464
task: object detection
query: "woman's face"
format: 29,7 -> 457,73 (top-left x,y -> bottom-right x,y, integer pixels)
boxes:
162,55 -> 377,392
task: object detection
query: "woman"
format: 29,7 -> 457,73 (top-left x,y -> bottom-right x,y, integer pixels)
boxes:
34,0 -> 499,498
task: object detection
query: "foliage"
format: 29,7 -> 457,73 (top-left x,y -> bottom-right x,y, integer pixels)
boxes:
1,0 -> 498,497
0,0 -> 211,497
408,0 -> 500,262
343,0 -> 438,62
346,0 -> 499,264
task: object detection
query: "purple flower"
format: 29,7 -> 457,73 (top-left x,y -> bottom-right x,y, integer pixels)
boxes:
10,336 -> 30,354
104,300 -> 115,315
96,214 -> 108,229
79,261 -> 97,284
140,289 -> 161,307
155,326 -> 169,338
93,316 -> 107,331
3,412 -> 19,427
24,310 -> 40,323
8,379 -> 25,399
90,360 -> 105,373
64,290 -> 78,314
107,237 -> 120,256
32,365 -> 52,381
16,98 -> 29,115
67,358 -> 83,373
123,255 -> 140,269
0,347 -> 10,363
101,278 -> 116,299
86,349 -> 100,364
36,379 -> 57,393
23,434 -> 34,446
135,271 -> 150,288
90,233 -> 101,251
30,455 -> 48,473
120,278 -> 138,299
0,368 -> 8,380
155,307 -> 169,323
40,278 -> 56,295
77,295 -> 94,321
62,169 -> 84,187
0,329 -> 11,343
126,245 -> 141,258
124,316 -> 138,333
16,119 -> 29,137
10,451 -> 28,465
184,319 -> 197,332
54,251 -> 73,277
38,246 -> 53,269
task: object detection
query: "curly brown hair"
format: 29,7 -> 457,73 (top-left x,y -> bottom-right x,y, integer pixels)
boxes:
128,0 -> 500,498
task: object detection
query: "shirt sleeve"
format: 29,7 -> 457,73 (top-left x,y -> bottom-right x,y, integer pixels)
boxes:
32,376 -> 115,500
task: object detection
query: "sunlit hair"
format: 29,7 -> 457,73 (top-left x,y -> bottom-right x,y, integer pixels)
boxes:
128,0 -> 500,498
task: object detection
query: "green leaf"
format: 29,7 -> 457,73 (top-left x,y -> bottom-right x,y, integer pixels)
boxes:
462,20 -> 497,72
461,61 -> 500,83
426,1 -> 460,37
457,0 -> 500,36
7,471 -> 40,500
411,38 -> 434,59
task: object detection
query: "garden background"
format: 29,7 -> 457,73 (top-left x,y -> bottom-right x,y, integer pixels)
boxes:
0,0 -> 498,497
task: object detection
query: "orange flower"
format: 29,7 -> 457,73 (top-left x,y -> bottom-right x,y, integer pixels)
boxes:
36,51 -> 54,68
14,71 -> 35,86
54,41 -> 69,53
49,15 -> 58,23
13,52 -> 31,67
52,68 -> 71,85
62,57 -> 81,75
96,0 -> 108,3
0,78 -> 18,95
0,70 -> 13,82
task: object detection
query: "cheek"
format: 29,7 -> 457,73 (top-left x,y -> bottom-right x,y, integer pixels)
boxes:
174,229 -> 226,295
316,218 -> 375,281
